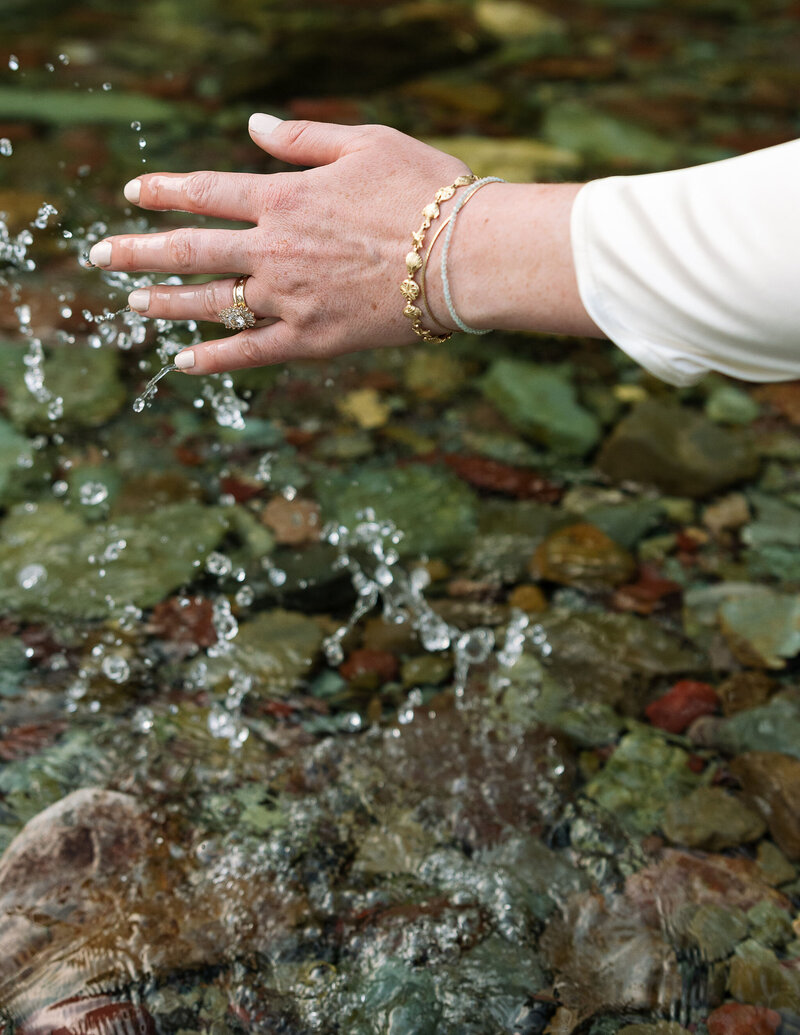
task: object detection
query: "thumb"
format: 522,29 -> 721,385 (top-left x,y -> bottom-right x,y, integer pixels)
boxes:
248,113 -> 364,167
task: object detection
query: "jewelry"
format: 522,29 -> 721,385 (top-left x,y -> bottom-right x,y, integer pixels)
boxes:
417,216 -> 452,332
219,274 -> 257,330
440,176 -> 506,335
401,173 -> 477,343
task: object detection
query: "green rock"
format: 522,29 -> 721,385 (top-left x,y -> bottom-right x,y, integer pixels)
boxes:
686,903 -> 748,961
316,464 -> 478,559
747,898 -> 794,950
541,100 -> 681,168
192,609 -> 323,697
662,786 -> 766,851
717,587 -> 800,668
757,841 -> 796,886
729,938 -> 800,1010
0,500 -> 229,620
585,729 -> 703,836
596,399 -> 759,498
714,694 -> 800,760
360,960 -> 441,1035
6,345 -> 125,430
480,359 -> 600,457
401,655 -> 452,690
0,418 -> 32,503
498,652 -> 623,747
705,384 -> 760,425
742,492 -> 800,582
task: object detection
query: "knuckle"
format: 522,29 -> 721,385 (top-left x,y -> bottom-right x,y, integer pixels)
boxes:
166,229 -> 196,270
204,281 -> 224,319
265,174 -> 298,214
283,119 -> 313,148
184,171 -> 217,209
234,331 -> 264,366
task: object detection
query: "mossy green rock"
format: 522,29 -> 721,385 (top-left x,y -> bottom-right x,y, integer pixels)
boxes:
480,359 -> 600,457
585,729 -> 703,836
662,786 -> 766,851
729,938 -> 800,1010
192,609 -> 323,697
0,500 -> 229,620
596,399 -> 759,498
6,345 -> 125,430
316,464 -> 477,559
686,903 -> 748,961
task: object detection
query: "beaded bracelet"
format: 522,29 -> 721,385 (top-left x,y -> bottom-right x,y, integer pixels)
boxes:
401,173 -> 477,343
440,176 -> 506,335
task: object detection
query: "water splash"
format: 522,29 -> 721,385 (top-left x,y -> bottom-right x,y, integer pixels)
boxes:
132,363 -> 176,412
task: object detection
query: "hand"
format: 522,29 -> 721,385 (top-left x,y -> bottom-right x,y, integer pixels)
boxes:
88,114 -> 471,374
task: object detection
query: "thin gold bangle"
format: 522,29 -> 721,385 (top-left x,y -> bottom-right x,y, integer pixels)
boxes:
418,216 -> 452,333
401,173 -> 477,343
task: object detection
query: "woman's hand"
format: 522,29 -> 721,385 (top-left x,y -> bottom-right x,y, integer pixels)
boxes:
88,114 -> 471,375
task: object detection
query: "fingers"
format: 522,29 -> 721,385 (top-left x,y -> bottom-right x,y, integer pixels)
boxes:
128,278 -> 273,324
124,171 -> 268,222
89,227 -> 258,275
249,113 -> 372,167
173,323 -> 308,375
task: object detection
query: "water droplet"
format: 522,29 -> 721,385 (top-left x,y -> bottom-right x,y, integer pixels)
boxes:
79,481 -> 109,506
0,139 -> 13,157
58,53 -> 70,65
138,137 -> 147,150
8,55 -> 19,70
206,551 -> 233,576
130,120 -> 141,131
102,82 -> 112,91
17,563 -> 47,589
101,654 -> 130,683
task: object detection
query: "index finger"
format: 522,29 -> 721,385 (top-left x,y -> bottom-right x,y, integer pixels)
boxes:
124,170 -> 267,223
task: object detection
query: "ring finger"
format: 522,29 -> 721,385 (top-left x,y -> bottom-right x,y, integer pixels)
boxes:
127,277 -> 275,325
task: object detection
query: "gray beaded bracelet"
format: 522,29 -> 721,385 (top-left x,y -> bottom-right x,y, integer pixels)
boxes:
440,176 -> 506,336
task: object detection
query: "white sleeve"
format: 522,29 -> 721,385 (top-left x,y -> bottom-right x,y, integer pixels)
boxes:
570,138 -> 800,387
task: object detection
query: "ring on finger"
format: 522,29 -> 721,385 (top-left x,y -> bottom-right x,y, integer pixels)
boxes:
218,274 -> 257,330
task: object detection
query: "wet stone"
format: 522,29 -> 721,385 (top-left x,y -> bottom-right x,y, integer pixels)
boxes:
717,587 -> 800,668
728,939 -> 800,1013
480,359 -> 600,457
596,399 -> 759,498
686,902 -> 748,962
756,840 -> 796,887
661,786 -> 766,852
712,694 -> 800,760
729,752 -> 800,860
704,383 -> 761,425
747,897 -> 794,950
261,495 -> 321,546
617,1025 -> 691,1035
530,521 -> 636,591
400,654 -> 452,689
717,670 -> 774,716
706,1003 -> 781,1035
645,679 -> 719,734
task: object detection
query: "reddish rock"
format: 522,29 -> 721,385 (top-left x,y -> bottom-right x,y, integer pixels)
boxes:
753,381 -> 800,425
646,679 -> 719,734
261,496 -> 321,545
441,453 -> 562,502
0,722 -> 68,763
611,564 -> 682,615
148,594 -> 217,650
19,996 -> 156,1035
706,1002 -> 781,1035
730,752 -> 800,860
219,474 -> 263,503
340,649 -> 399,690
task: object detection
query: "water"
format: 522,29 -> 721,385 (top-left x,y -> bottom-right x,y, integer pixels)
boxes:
1,5 -> 799,1032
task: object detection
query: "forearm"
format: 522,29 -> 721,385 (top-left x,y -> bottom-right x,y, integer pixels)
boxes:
424,181 -> 603,339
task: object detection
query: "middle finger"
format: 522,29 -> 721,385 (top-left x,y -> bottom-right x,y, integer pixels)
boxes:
89,227 -> 258,276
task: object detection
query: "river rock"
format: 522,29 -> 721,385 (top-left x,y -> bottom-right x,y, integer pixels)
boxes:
596,399 -> 759,498
646,679 -> 719,734
480,359 -> 600,457
706,1003 -> 781,1035
713,694 -> 800,760
729,752 -> 800,860
728,939 -> 800,1012
0,501 -> 229,621
530,521 -> 636,590
661,786 -> 766,851
717,670 -> 774,716
315,463 -> 477,559
718,587 -> 800,668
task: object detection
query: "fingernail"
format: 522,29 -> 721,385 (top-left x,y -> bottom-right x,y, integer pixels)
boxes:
88,241 -> 112,268
128,289 -> 149,312
123,178 -> 141,204
175,350 -> 195,370
249,112 -> 283,137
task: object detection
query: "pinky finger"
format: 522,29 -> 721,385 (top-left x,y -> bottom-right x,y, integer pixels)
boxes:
174,322 -> 312,375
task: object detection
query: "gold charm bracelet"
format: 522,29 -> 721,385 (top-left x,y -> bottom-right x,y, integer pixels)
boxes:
401,173 -> 477,343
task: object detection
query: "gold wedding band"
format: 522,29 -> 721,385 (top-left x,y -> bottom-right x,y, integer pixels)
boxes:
219,274 -> 257,330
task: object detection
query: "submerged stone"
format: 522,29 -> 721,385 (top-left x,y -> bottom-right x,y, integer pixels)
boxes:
480,359 -> 600,457
729,752 -> 800,860
530,521 -> 636,590
596,399 -> 759,498
316,463 -> 478,559
706,1003 -> 781,1035
717,587 -> 800,668
0,501 -> 229,620
661,786 -> 766,851
728,939 -> 800,1012
584,729 -> 703,836
712,694 -> 800,761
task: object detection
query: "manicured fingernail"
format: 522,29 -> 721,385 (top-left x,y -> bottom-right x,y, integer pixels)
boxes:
175,350 -> 195,370
128,289 -> 149,312
249,112 -> 283,137
123,178 -> 141,204
88,241 -> 112,267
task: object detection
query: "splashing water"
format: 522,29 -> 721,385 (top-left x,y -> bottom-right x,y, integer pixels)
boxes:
132,363 -> 176,412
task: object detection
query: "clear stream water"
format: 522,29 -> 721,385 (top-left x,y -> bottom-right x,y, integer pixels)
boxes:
2,3 -> 800,1034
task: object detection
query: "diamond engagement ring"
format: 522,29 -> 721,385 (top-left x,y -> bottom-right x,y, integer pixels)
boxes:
219,275 -> 257,330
